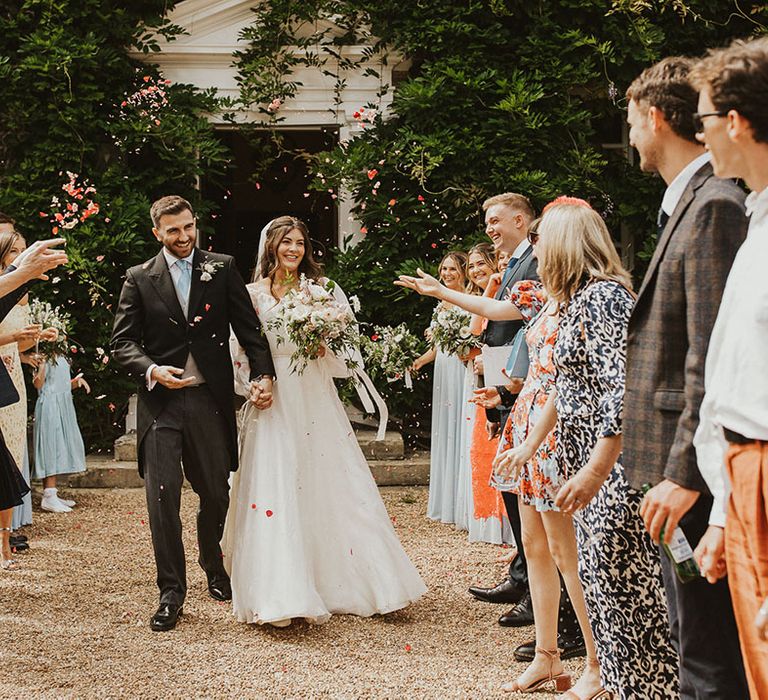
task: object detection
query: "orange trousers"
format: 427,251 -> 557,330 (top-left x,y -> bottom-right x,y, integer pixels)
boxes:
725,441 -> 768,700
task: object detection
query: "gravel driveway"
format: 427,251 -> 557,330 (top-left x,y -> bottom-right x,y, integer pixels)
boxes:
2,486 -> 575,699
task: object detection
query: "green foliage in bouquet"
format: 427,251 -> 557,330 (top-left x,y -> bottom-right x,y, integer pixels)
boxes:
0,1 -> 230,449
27,300 -> 72,359
360,323 -> 424,384
428,307 -> 482,357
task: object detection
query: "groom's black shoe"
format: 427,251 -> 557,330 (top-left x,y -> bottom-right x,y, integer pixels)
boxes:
498,592 -> 534,627
208,579 -> 232,602
468,577 -> 527,605
150,603 -> 183,632
514,631 -> 586,662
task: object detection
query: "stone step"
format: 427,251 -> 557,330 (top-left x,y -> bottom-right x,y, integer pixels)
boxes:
66,452 -> 429,489
115,428 -> 404,462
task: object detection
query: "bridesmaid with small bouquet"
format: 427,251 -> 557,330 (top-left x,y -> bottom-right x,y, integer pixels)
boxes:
411,251 -> 469,524
30,302 -> 87,513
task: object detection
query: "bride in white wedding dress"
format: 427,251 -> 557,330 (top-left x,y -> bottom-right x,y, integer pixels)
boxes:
222,216 -> 427,627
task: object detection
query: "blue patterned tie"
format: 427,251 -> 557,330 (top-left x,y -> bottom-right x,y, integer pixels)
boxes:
176,258 -> 191,305
499,256 -> 519,291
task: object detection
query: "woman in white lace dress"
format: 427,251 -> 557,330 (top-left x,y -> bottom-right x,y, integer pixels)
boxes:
222,217 -> 426,628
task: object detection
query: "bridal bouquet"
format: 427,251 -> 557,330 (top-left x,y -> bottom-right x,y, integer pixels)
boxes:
28,299 -> 71,358
361,323 -> 423,388
428,306 -> 481,357
268,275 -> 359,374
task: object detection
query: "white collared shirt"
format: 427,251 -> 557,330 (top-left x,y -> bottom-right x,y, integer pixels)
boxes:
661,152 -> 712,217
511,238 -> 531,261
146,248 -> 198,390
694,186 -> 768,525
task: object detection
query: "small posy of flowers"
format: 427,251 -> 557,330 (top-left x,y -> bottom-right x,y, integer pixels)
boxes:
428,306 -> 481,357
28,299 -> 71,358
268,275 -> 359,375
40,171 -> 100,235
267,98 -> 283,113
198,259 -> 224,282
119,74 -> 172,129
361,323 -> 423,388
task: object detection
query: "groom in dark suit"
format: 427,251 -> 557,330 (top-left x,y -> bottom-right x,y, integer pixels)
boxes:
111,196 -> 274,631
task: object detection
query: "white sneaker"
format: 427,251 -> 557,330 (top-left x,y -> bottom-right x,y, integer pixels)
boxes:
41,497 -> 72,513
58,498 -> 76,507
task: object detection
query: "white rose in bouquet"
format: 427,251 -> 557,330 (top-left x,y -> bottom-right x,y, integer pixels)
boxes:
268,275 -> 360,375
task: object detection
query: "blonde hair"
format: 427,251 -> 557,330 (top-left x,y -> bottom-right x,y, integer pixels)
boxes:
465,242 -> 495,295
537,205 -> 632,306
481,192 -> 535,220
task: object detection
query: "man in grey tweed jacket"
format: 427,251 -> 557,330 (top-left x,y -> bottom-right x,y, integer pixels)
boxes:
623,58 -> 749,699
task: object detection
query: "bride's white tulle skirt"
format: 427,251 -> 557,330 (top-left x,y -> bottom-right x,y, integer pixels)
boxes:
221,354 -> 427,626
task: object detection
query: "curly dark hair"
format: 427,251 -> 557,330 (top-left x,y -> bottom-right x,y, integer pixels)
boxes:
626,56 -> 699,143
691,36 -> 768,145
255,216 -> 324,287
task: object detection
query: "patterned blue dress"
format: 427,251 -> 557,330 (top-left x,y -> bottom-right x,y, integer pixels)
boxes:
554,281 -> 678,699
33,356 -> 86,478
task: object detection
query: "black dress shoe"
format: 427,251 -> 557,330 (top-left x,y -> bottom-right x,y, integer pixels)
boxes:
514,631 -> 587,662
10,534 -> 28,545
498,592 -> 534,627
10,540 -> 29,552
150,603 -> 183,632
468,578 -> 527,605
208,579 -> 232,602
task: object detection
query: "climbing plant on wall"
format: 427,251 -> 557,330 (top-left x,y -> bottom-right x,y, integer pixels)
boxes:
230,0 -> 766,440
0,1 -> 230,449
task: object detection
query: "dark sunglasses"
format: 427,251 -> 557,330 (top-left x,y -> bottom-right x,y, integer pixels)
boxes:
527,229 -> 539,245
693,110 -> 727,132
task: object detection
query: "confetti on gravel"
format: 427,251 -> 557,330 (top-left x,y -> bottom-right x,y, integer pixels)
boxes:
2,486 -> 580,698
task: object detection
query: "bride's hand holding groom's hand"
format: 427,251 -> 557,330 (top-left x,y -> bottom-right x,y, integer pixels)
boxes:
249,377 -> 273,409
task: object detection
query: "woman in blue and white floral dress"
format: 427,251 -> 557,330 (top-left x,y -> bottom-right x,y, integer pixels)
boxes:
506,205 -> 678,699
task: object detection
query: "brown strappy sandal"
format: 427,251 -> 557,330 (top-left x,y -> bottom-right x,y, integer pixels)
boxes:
501,647 -> 573,693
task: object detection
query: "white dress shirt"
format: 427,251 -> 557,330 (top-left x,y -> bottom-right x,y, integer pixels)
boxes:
511,238 -> 531,261
694,186 -> 768,526
661,152 -> 712,217
146,248 -> 202,390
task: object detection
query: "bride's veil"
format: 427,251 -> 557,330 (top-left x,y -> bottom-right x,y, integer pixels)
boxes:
254,218 -> 276,280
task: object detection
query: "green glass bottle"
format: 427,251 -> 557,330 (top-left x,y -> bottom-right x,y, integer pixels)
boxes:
642,484 -> 701,584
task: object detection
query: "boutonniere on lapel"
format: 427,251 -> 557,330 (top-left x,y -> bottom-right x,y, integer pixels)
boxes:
198,259 -> 224,282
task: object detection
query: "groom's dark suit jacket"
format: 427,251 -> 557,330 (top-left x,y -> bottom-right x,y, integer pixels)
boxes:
110,248 -> 274,476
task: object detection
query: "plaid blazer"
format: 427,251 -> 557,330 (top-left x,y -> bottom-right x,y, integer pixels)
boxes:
623,162 -> 748,492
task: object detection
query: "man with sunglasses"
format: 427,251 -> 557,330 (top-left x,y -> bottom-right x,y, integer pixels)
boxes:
691,37 -> 768,699
623,58 -> 749,698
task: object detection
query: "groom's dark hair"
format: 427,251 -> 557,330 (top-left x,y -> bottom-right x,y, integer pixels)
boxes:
150,195 -> 194,229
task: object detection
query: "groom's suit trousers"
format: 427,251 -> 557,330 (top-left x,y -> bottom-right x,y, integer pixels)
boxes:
141,385 -> 231,606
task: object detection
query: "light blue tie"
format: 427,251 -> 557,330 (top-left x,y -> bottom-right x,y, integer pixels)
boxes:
176,258 -> 191,305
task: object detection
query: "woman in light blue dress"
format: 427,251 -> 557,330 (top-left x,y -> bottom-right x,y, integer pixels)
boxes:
412,251 -> 468,524
33,354 -> 87,512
